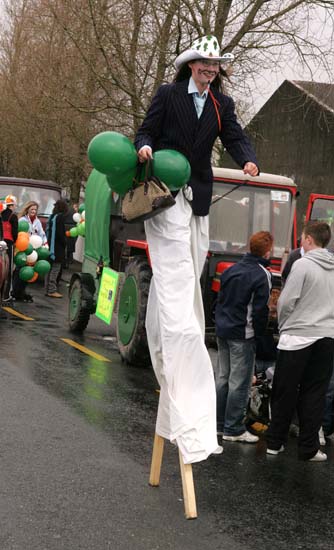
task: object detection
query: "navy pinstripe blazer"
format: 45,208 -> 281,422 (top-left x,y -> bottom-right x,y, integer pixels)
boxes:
134,79 -> 258,216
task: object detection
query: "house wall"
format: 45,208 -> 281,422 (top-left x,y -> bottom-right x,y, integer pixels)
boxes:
223,80 -> 334,233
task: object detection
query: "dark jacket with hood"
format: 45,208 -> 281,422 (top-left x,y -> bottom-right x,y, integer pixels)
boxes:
46,213 -> 67,263
215,253 -> 272,340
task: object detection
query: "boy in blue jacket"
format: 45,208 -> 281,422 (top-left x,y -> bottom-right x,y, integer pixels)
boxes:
215,231 -> 273,443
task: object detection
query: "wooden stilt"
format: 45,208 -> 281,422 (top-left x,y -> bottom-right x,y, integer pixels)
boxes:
178,450 -> 197,519
149,433 -> 164,486
149,432 -> 198,519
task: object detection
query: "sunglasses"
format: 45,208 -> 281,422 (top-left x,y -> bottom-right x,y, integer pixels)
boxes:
200,59 -> 220,68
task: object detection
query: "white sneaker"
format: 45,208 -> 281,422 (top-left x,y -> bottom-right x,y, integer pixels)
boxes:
223,431 -> 259,443
266,445 -> 285,455
319,427 -> 326,446
212,445 -> 224,455
309,450 -> 327,462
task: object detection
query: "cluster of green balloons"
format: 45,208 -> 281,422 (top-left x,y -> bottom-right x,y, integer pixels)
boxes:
66,203 -> 85,238
14,220 -> 51,282
18,259 -> 51,282
87,131 -> 191,196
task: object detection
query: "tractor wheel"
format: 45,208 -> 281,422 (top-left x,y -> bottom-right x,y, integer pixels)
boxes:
68,277 -> 94,333
117,256 -> 152,367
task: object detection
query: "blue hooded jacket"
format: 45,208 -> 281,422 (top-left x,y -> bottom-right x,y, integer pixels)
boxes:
215,253 -> 272,340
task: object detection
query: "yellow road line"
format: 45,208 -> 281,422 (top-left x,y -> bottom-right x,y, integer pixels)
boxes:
61,338 -> 112,362
2,307 -> 34,321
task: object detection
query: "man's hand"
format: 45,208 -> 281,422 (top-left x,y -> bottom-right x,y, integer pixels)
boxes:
138,146 -> 153,163
243,162 -> 259,177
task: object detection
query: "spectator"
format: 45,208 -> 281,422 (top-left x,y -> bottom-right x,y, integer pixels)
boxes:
2,195 -> 18,301
266,221 -> 334,461
62,201 -> 77,268
281,241 -> 334,446
281,246 -> 303,287
45,199 -> 68,298
255,331 -> 277,376
12,201 -> 47,302
215,231 -> 273,443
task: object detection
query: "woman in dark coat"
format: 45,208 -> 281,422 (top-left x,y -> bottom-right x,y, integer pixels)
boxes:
45,199 -> 68,298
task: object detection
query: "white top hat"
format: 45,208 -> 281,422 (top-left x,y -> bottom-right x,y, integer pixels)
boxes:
175,35 -> 234,69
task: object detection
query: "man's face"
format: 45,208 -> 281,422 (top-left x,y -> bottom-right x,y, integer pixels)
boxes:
188,59 -> 220,88
301,232 -> 312,252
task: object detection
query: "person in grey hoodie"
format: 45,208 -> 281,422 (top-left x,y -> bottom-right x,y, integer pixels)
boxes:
266,221 -> 334,462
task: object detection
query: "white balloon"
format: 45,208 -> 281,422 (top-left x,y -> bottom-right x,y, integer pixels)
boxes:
73,212 -> 81,223
29,235 -> 43,249
26,250 -> 38,264
81,210 -> 85,220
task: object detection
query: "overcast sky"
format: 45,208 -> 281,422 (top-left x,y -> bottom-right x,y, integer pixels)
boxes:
0,1 -> 332,116
252,5 -> 334,113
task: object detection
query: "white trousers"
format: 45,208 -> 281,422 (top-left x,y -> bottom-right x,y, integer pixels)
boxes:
144,191 -> 222,463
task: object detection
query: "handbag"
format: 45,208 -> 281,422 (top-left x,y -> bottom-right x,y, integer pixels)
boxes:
122,159 -> 176,223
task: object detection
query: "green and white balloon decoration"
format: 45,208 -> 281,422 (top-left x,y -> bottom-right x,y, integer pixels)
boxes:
14,225 -> 51,283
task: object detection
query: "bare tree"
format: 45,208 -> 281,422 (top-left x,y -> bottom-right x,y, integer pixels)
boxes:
0,0 -> 332,190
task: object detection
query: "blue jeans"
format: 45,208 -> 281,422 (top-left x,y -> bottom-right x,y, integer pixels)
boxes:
215,338 -> 256,436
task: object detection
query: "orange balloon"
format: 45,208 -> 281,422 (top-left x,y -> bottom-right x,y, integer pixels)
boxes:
65,230 -> 70,237
27,272 -> 39,283
15,233 -> 30,252
17,231 -> 30,240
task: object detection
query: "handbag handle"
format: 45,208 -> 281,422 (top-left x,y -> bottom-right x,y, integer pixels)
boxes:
133,157 -> 153,186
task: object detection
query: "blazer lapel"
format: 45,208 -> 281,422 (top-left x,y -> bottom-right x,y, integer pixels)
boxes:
194,91 -> 220,149
172,80 -> 198,150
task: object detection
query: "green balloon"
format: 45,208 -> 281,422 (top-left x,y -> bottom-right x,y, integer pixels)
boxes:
106,166 -> 136,196
18,220 -> 30,232
36,247 -> 50,260
19,266 -> 35,281
153,149 -> 191,190
77,222 -> 85,236
87,131 -> 137,176
25,243 -> 34,255
78,203 -> 85,214
14,252 -> 27,267
69,226 -> 79,237
34,259 -> 51,276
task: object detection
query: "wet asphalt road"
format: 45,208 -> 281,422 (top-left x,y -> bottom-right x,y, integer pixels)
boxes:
1,265 -> 334,550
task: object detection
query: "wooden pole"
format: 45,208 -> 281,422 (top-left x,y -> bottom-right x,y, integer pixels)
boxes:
178,450 -> 197,519
148,432 -> 198,519
149,433 -> 165,486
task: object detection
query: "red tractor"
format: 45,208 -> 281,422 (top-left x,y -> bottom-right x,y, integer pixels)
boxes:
69,166 -> 299,366
305,193 -> 334,248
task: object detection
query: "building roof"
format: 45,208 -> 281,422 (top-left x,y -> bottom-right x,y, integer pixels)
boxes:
292,81 -> 334,113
